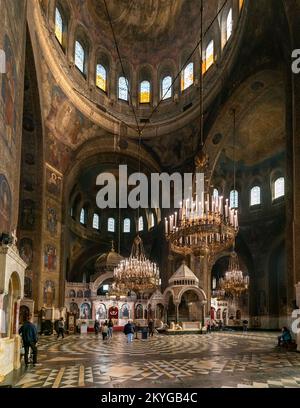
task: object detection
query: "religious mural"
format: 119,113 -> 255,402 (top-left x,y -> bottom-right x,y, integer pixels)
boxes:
46,206 -> 58,235
69,302 -> 79,317
97,303 -> 107,319
43,280 -> 55,306
44,244 -> 57,271
24,276 -> 32,299
46,167 -> 62,197
19,237 -> 33,265
120,303 -> 130,318
0,35 -> 17,152
0,174 -> 12,233
80,303 -> 91,319
21,199 -> 35,229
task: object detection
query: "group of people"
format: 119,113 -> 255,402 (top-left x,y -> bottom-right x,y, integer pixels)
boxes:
123,319 -> 155,343
94,318 -> 114,341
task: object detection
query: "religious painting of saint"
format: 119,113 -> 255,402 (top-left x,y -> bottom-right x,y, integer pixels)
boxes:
21,199 -> 35,229
44,244 -> 57,271
0,174 -> 12,233
46,167 -> 62,197
135,304 -> 143,319
47,207 -> 57,235
121,303 -> 129,319
80,303 -> 91,319
24,276 -> 32,299
19,238 -> 33,265
70,302 -> 79,318
97,303 -> 107,320
43,280 -> 55,306
0,35 -> 17,151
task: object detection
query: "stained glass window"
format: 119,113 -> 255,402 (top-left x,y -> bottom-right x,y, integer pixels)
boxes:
226,9 -> 233,42
96,64 -> 107,92
80,208 -> 86,224
140,80 -> 151,103
250,186 -> 261,206
149,213 -> 155,228
108,217 -> 115,232
93,213 -> 100,229
75,40 -> 85,73
118,76 -> 129,101
55,8 -> 63,45
230,190 -> 238,208
123,218 -> 130,233
138,216 -> 144,232
162,76 -> 172,100
203,41 -> 214,74
181,62 -> 194,91
274,177 -> 284,200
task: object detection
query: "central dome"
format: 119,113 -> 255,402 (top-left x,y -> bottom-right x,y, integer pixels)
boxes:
88,0 -> 185,42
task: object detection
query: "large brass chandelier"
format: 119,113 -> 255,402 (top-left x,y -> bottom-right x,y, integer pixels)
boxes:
165,1 -> 238,257
219,250 -> 249,297
111,235 -> 160,295
165,191 -> 238,256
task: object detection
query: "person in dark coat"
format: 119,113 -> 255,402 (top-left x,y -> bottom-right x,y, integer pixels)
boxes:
123,320 -> 134,343
94,319 -> 100,335
19,315 -> 39,367
108,319 -> 114,338
57,317 -> 65,339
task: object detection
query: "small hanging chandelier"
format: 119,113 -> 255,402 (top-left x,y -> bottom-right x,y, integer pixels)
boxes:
219,250 -> 249,297
111,235 -> 160,295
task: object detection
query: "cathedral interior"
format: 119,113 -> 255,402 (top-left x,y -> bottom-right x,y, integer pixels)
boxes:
1,0 -> 300,390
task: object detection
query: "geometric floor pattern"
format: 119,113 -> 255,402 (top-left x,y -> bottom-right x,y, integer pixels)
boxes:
4,331 -> 300,388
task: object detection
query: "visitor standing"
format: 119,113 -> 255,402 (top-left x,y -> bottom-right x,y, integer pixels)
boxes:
124,320 -> 134,343
108,319 -> 114,338
102,322 -> 108,341
57,317 -> 65,338
94,319 -> 100,335
148,319 -> 154,337
19,315 -> 39,367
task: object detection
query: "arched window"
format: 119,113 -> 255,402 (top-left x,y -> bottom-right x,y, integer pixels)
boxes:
123,218 -> 131,233
108,217 -> 115,232
213,188 -> 219,200
181,62 -> 194,91
138,216 -> 144,232
250,186 -> 261,206
203,40 -> 214,74
230,190 -> 238,208
92,213 -> 100,229
55,7 -> 64,45
149,213 -> 155,229
118,76 -> 129,101
80,208 -> 87,224
273,177 -> 285,200
161,76 -> 172,100
96,64 -> 107,92
74,40 -> 85,73
226,9 -> 233,43
140,80 -> 151,103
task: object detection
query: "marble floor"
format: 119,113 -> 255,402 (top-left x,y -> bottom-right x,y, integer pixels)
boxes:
3,331 -> 300,388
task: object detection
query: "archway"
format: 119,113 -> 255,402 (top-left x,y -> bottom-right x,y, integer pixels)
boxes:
178,290 -> 202,322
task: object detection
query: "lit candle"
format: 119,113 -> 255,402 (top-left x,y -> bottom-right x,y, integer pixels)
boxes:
165,218 -> 168,234
174,212 -> 177,228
